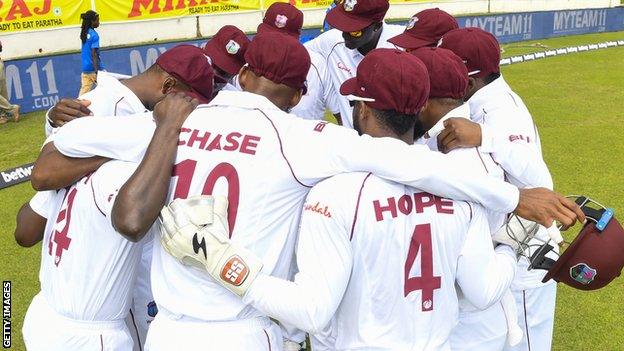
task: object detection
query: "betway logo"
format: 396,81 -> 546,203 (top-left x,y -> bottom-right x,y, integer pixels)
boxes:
1,164 -> 34,184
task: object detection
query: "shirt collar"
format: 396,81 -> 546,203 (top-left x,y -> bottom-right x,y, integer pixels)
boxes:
208,90 -> 282,112
97,72 -> 147,113
468,74 -> 510,112
414,103 -> 469,151
422,102 -> 470,140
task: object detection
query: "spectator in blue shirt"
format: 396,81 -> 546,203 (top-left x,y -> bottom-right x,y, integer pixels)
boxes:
79,10 -> 103,96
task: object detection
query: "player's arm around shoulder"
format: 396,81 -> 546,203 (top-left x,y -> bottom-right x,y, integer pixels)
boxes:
456,203 -> 517,309
243,173 -> 362,333
14,191 -> 51,247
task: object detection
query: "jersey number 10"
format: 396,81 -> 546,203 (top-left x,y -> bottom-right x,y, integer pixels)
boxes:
171,159 -> 240,237
404,224 -> 441,312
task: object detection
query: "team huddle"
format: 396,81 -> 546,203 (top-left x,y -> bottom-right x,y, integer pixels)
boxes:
14,0 -> 624,350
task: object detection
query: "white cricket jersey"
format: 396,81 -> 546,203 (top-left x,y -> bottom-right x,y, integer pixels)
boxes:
468,75 -> 556,290
52,90 -> 522,321
291,50 -> 340,121
416,103 -> 506,234
36,161 -> 144,321
226,51 -> 339,121
44,71 -> 143,137
245,172 -> 516,350
305,23 -> 403,129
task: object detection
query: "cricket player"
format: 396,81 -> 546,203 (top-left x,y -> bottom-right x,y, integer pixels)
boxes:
305,0 -> 403,128
388,8 -> 459,51
411,46 -> 516,350
158,48 -> 521,350
439,28 -> 559,351
203,25 -> 250,93
31,45 -> 215,350
255,2 -> 340,121
34,33 -> 583,350
17,161 -> 148,351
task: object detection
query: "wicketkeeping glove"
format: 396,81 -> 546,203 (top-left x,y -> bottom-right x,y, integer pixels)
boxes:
159,195 -> 263,297
492,215 -> 541,255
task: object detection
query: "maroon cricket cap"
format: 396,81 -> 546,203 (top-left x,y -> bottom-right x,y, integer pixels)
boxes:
388,8 -> 458,50
410,47 -> 467,99
438,27 -> 500,77
156,45 -> 214,103
326,0 -> 390,33
257,2 -> 304,39
203,25 -> 250,76
244,32 -> 310,94
340,48 -> 429,114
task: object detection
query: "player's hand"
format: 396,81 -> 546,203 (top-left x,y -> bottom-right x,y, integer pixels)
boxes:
492,215 -> 540,254
49,98 -> 92,127
437,118 -> 482,153
153,92 -> 198,129
514,188 -> 586,230
159,195 -> 263,297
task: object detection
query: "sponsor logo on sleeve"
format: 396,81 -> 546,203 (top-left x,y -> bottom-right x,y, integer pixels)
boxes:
313,121 -> 328,132
304,202 -> 332,218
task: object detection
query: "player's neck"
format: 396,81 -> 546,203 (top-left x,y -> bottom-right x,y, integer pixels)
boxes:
430,100 -> 463,126
367,126 -> 414,145
357,29 -> 383,56
121,76 -> 151,109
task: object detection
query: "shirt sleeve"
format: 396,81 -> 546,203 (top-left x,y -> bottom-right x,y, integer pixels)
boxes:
90,30 -> 100,49
274,117 -> 520,214
29,191 -> 53,218
479,114 -> 553,190
90,161 -> 139,218
242,178 -> 353,333
44,108 -> 56,137
53,113 -> 155,162
456,204 -> 517,310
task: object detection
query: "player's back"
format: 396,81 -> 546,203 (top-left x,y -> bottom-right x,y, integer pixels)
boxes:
39,161 -> 144,321
151,90 -> 324,321
326,172 -> 473,351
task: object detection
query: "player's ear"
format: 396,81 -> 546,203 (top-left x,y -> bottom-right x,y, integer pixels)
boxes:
238,66 -> 250,91
465,77 -> 477,98
162,76 -> 177,94
289,89 -> 303,110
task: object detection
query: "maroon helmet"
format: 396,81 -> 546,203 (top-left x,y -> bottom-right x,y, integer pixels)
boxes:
528,196 -> 624,290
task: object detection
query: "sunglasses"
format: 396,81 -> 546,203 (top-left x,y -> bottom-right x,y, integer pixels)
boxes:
348,30 -> 363,38
347,22 -> 377,38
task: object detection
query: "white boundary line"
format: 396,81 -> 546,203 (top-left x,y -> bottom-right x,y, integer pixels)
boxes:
500,40 -> 624,66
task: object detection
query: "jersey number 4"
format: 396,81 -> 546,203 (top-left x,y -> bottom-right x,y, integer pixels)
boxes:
404,224 -> 441,312
172,159 -> 239,237
48,187 -> 78,266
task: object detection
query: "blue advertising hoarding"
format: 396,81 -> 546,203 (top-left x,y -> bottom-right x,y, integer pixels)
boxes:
4,7 -> 624,114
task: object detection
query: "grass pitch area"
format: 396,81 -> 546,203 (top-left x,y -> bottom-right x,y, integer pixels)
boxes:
1,31 -> 623,350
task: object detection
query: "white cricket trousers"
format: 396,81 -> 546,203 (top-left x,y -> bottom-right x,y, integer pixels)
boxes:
450,302 -> 507,351
145,308 -> 283,351
22,293 -> 133,351
504,282 -> 556,351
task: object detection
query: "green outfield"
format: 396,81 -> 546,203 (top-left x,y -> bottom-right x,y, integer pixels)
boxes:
1,31 -> 623,350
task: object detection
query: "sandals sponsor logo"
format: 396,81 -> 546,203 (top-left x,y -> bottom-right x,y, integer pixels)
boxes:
304,202 -> 332,218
